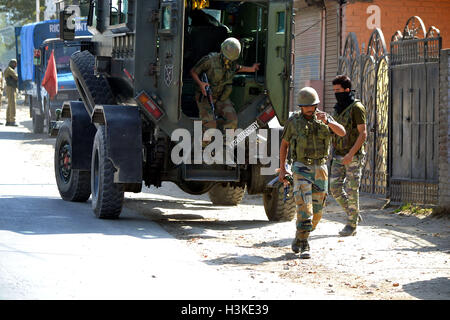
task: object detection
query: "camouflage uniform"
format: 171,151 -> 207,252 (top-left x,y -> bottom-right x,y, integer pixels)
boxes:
330,100 -> 366,228
282,112 -> 332,240
192,52 -> 238,131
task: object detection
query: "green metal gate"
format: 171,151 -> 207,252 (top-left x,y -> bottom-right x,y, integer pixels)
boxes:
338,28 -> 389,196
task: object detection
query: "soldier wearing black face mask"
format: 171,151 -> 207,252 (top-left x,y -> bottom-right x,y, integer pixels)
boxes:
329,75 -> 367,237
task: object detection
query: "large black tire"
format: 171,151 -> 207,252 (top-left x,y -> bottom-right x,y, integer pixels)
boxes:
263,184 -> 296,222
70,50 -> 115,113
54,121 -> 91,202
91,126 -> 124,219
32,109 -> 44,134
208,183 -> 245,206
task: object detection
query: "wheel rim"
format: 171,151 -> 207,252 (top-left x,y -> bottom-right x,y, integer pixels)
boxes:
58,142 -> 72,184
92,148 -> 100,198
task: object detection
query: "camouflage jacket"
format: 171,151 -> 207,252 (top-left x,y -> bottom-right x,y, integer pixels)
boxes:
332,100 -> 366,156
282,112 -> 332,165
192,52 -> 237,101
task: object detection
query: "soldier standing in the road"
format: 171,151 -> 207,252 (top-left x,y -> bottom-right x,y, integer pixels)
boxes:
190,37 -> 259,143
4,59 -> 18,126
329,75 -> 368,237
279,87 -> 346,259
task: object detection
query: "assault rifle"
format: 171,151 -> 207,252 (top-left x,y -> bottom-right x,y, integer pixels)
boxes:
201,73 -> 217,120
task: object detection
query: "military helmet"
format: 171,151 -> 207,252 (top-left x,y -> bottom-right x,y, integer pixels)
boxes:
9,59 -> 17,67
297,87 -> 320,106
221,37 -> 241,61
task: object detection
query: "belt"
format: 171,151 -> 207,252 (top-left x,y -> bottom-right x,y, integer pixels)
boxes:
297,157 -> 327,165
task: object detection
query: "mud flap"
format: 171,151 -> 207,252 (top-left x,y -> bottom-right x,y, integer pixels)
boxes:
91,105 -> 142,184
61,101 -> 97,171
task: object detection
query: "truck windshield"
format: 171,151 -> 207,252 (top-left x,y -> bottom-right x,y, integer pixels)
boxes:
53,45 -> 80,72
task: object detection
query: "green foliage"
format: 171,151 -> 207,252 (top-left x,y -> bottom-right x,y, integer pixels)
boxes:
394,203 -> 433,216
0,0 -> 45,25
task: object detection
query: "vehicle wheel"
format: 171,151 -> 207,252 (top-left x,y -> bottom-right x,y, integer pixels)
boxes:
263,184 -> 296,222
32,109 -> 44,134
208,183 -> 245,206
54,120 -> 91,202
70,50 -> 115,114
91,125 -> 124,219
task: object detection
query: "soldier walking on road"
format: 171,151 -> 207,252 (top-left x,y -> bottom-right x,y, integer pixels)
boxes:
330,75 -> 368,237
279,87 -> 346,259
4,59 -> 18,126
190,37 -> 259,144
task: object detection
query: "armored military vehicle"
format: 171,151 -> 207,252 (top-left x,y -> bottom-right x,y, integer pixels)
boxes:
55,0 -> 296,221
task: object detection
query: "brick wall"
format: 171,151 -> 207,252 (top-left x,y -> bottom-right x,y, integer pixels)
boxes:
342,0 -> 450,53
439,49 -> 450,208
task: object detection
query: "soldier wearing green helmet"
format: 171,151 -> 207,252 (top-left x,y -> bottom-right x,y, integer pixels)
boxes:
279,87 -> 346,259
190,37 -> 260,143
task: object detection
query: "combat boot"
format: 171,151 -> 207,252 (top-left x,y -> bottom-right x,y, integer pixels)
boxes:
291,238 -> 311,259
291,238 -> 301,253
339,224 -> 357,236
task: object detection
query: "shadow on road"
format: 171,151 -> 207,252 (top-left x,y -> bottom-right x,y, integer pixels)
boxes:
0,195 -> 171,240
323,196 -> 450,253
402,277 -> 450,300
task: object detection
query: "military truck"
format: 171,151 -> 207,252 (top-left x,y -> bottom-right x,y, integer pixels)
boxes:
55,0 -> 296,221
15,19 -> 91,134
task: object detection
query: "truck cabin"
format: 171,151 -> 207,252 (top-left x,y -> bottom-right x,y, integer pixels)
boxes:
39,37 -> 92,74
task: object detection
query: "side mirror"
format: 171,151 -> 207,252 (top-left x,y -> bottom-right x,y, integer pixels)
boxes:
87,0 -> 94,26
33,49 -> 41,66
59,9 -> 75,41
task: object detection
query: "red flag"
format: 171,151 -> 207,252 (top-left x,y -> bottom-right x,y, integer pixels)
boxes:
42,49 -> 58,99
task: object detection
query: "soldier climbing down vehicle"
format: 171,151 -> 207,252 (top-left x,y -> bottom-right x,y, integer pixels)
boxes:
190,37 -> 260,144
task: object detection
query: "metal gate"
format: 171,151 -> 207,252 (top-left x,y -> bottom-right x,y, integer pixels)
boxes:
389,16 -> 441,204
338,29 -> 389,196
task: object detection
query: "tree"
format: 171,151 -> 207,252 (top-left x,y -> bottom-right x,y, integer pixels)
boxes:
0,0 -> 45,26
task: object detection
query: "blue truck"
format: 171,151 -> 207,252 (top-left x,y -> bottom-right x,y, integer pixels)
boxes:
15,19 -> 91,134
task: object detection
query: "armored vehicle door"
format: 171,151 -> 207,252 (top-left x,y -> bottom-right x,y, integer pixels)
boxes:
266,0 -> 294,125
156,0 -> 185,123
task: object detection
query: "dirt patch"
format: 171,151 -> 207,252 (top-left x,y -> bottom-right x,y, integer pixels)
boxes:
125,185 -> 450,300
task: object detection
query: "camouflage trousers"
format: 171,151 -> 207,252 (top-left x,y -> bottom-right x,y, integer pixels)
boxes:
195,93 -> 238,132
330,154 -> 365,228
292,161 -> 328,240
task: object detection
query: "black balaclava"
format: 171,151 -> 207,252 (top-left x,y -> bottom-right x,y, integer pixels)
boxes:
334,90 -> 355,115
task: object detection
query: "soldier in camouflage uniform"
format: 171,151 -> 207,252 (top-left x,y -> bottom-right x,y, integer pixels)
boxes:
330,75 -> 368,236
279,87 -> 346,259
190,37 -> 259,142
